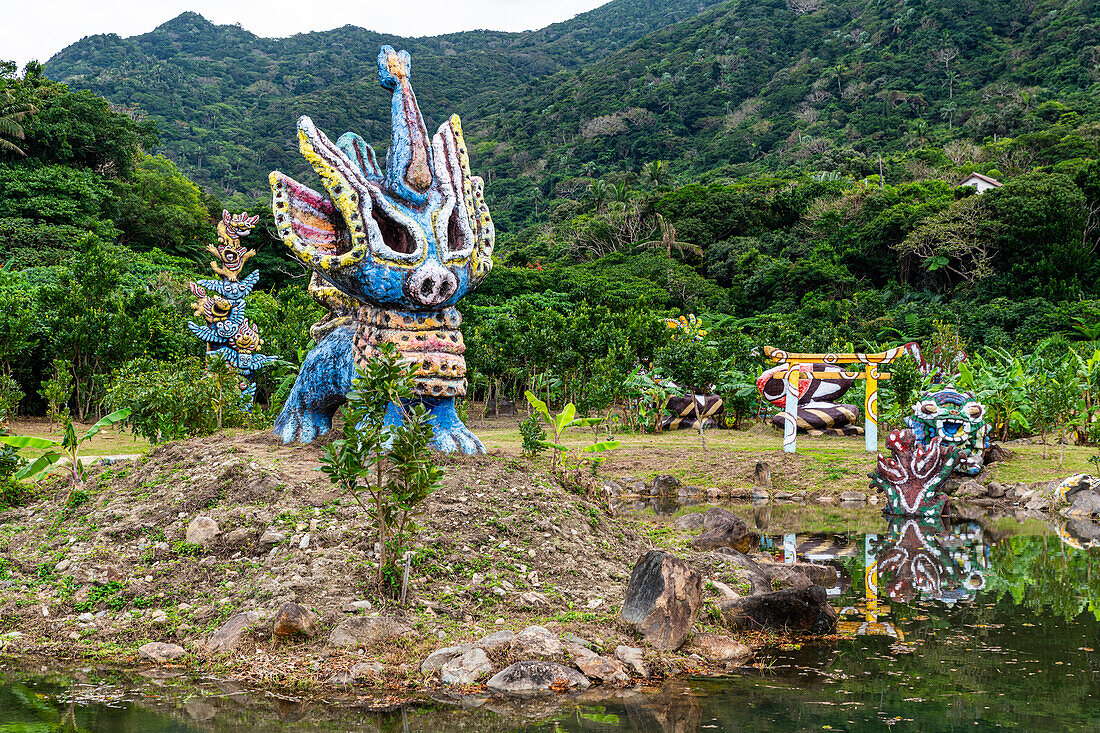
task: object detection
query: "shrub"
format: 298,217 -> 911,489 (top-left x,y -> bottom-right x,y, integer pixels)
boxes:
0,373 -> 23,426
39,358 -> 73,425
520,413 -> 548,457
106,356 -> 253,443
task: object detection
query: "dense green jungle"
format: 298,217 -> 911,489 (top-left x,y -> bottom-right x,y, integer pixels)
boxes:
1,0 -> 1100,444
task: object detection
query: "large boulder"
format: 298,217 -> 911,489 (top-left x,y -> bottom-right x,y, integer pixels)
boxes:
328,616 -> 414,649
702,507 -> 740,530
691,509 -> 759,552
486,661 -> 590,696
440,647 -> 493,685
620,550 -> 702,651
204,611 -> 263,653
272,602 -> 318,638
509,625 -> 564,658
650,475 -> 682,495
712,549 -> 773,595
673,513 -> 705,531
574,655 -> 630,684
719,585 -> 837,634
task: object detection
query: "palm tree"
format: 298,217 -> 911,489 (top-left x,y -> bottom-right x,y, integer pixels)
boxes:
913,119 -> 927,148
587,179 -> 612,212
641,160 -> 670,190
940,101 -> 958,130
0,88 -> 34,157
613,181 -> 631,204
637,214 -> 703,259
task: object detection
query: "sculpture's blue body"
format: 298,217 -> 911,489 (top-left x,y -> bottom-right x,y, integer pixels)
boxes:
274,326 -> 355,444
269,46 -> 494,453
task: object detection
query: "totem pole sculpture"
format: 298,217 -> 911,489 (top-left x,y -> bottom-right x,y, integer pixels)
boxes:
871,428 -> 960,517
188,211 -> 276,403
269,46 -> 493,453
906,387 -> 991,475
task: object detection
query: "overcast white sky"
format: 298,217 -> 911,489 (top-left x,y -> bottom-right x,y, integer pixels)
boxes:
3,0 -> 609,68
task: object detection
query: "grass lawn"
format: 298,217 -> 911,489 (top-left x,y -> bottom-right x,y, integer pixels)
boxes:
6,409 -> 1094,496
6,417 -> 151,459
470,414 -> 1100,496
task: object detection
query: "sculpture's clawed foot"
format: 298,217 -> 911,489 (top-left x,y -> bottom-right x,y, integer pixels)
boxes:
432,422 -> 485,454
426,398 -> 485,455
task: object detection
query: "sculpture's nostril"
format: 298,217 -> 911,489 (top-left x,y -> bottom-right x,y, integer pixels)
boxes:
420,278 -> 435,297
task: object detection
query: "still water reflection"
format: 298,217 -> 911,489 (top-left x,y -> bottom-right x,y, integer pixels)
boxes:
4,514 -> 1100,731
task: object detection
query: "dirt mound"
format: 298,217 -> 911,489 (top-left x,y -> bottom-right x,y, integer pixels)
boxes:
0,429 -> 662,684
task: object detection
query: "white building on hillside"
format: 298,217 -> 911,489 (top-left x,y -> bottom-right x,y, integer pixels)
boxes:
956,172 -> 1002,194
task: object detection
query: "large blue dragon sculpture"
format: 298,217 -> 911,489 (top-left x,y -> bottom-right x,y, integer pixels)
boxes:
269,46 -> 494,453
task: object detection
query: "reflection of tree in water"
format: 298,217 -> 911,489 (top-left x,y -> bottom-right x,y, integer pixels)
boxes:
0,679 -> 85,732
986,527 -> 1100,622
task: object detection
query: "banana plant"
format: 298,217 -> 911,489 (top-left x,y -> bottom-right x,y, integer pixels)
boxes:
525,390 -> 620,471
0,409 -> 130,492
957,352 -> 1031,441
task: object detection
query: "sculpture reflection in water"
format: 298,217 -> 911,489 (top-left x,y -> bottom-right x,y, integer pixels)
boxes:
838,518 -> 988,639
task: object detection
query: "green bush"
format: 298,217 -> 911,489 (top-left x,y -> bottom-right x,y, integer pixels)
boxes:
39,358 -> 73,425
520,413 -> 548,457
0,374 -> 23,425
106,356 -> 253,443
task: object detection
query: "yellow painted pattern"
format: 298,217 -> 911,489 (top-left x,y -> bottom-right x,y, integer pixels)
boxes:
296,129 -> 367,270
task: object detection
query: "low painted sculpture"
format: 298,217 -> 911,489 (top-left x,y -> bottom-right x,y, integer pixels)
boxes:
756,363 -> 862,435
662,394 -> 723,430
269,46 -> 493,453
906,387 -> 991,475
188,211 -> 275,403
871,428 -> 960,517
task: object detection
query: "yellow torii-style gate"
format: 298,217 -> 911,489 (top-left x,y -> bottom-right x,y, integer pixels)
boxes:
763,345 -> 915,453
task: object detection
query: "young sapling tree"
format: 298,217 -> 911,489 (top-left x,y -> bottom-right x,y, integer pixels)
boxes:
320,343 -> 443,594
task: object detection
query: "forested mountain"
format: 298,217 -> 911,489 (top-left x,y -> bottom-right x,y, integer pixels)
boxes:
44,0 -> 1100,230
43,0 -> 726,198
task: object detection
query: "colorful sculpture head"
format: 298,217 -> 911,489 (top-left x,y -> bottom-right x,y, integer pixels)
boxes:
905,386 -> 990,475
269,45 -> 493,315
210,210 -> 259,281
223,210 -> 260,238
190,282 -> 233,324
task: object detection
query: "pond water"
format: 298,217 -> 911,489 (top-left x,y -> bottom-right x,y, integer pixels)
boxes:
4,511 -> 1100,732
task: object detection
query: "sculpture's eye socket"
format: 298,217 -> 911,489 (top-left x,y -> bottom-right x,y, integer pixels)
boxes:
371,206 -> 417,256
920,401 -> 939,416
446,208 -> 466,252
965,403 -> 983,419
